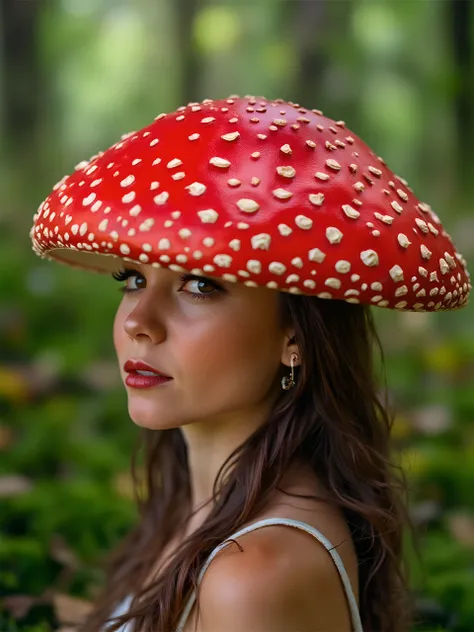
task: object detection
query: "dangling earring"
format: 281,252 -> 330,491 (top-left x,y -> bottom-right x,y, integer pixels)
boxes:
281,353 -> 298,390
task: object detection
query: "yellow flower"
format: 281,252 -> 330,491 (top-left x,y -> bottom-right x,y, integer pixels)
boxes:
398,447 -> 428,477
423,344 -> 460,374
0,366 -> 29,404
391,414 -> 413,440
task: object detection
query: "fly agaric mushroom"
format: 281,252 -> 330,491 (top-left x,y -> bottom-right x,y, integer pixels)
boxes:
30,95 -> 471,311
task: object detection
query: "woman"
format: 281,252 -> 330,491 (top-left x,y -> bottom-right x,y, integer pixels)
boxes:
30,95 -> 470,632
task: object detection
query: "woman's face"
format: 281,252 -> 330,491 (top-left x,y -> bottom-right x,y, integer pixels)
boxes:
113,263 -> 292,430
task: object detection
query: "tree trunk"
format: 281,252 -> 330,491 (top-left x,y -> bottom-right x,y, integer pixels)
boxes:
0,0 -> 42,151
284,0 -> 328,108
447,0 -> 472,185
173,0 -> 202,105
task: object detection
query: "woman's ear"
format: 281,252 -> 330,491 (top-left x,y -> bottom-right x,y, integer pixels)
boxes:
281,330 -> 300,367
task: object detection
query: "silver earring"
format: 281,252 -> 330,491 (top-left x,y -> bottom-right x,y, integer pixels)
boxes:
281,353 -> 298,390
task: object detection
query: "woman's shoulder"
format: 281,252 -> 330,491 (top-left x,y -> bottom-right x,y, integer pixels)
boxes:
194,474 -> 359,631
196,511 -> 356,631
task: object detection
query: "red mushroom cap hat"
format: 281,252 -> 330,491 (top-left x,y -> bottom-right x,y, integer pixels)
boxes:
30,95 -> 471,311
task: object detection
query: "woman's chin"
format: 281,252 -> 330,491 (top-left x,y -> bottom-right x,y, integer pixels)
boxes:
127,401 -> 175,429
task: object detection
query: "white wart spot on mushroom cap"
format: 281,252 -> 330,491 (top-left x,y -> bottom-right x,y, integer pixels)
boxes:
237,199 -> 260,213
390,265 -> 404,282
360,250 -> 379,267
439,258 -> 450,275
325,278 -> 341,290
120,175 -> 135,187
122,191 -> 136,204
251,233 -> 271,250
278,224 -> 292,236
269,262 -> 287,275
444,252 -> 456,268
342,204 -> 360,219
368,166 -> 382,177
421,245 -> 432,260
395,286 -> 408,297
326,227 -> 343,244
198,209 -> 219,223
415,218 -> 429,233
82,193 -> 96,206
186,182 -> 206,196
309,193 -> 325,206
295,215 -> 313,230
214,254 -> 233,268
221,131 -> 240,141
308,248 -> 326,263
374,212 -> 393,225
326,159 -> 341,171
153,192 -> 169,205
209,157 -> 231,168
335,260 -> 351,274
273,188 -> 293,200
247,260 -> 261,274
158,238 -> 171,250
277,166 -> 296,178
398,234 -> 411,248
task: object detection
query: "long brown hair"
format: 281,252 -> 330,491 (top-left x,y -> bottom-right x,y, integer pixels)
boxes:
81,293 -> 419,632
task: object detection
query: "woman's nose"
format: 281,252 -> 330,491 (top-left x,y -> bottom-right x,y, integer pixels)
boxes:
123,296 -> 166,344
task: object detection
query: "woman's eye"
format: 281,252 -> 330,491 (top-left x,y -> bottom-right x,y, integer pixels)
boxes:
179,273 -> 223,300
112,269 -> 145,293
125,274 -> 142,291
112,269 -> 222,300
181,277 -> 217,297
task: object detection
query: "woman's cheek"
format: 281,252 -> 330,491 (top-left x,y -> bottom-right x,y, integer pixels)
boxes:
113,305 -> 127,355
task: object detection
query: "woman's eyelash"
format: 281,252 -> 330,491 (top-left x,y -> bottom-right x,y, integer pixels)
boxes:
112,269 -> 139,285
112,269 -> 134,283
111,268 -> 223,301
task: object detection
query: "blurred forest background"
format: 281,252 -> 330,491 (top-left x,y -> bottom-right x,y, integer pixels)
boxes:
1,0 -> 474,630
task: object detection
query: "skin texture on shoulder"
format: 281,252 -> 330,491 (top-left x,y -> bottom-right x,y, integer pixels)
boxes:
194,525 -> 355,632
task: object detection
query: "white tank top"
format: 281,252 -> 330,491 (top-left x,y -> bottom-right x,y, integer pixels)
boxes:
106,517 -> 364,632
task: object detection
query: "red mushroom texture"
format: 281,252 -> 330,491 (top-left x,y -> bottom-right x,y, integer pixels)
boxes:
30,95 -> 471,311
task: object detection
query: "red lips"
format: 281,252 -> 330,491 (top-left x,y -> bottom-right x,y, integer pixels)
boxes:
124,360 -> 171,378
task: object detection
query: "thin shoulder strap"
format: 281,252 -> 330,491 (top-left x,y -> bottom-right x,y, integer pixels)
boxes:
175,517 -> 363,632
106,594 -> 133,631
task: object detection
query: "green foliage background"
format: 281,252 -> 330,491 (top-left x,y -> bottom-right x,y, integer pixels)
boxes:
0,0 -> 473,630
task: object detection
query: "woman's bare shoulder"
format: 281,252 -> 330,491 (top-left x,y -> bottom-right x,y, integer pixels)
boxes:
191,468 -> 358,630
196,517 -> 355,632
